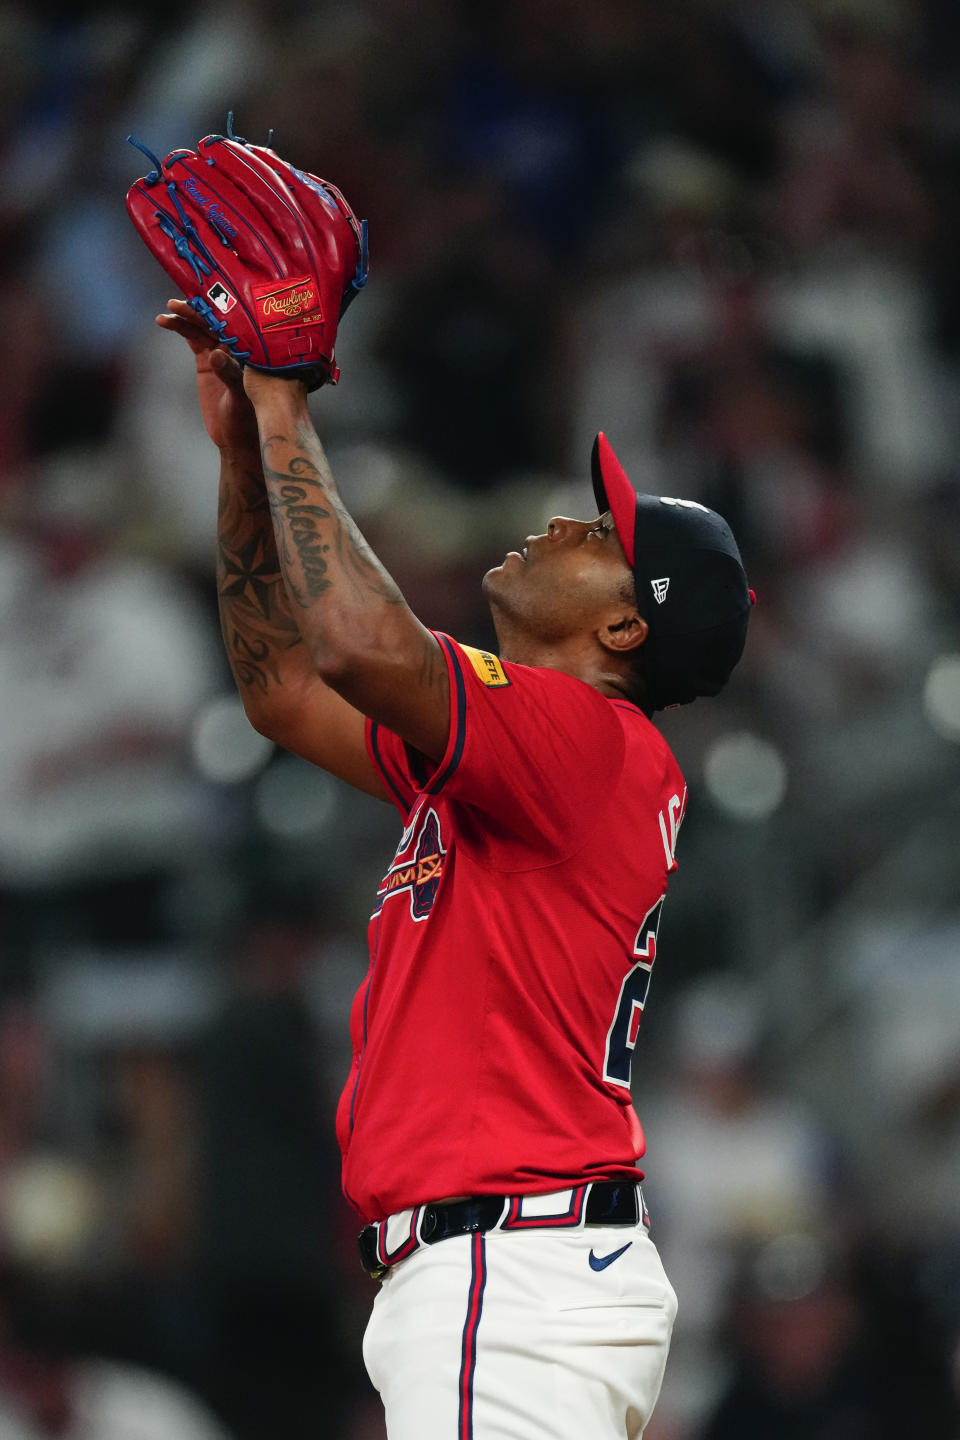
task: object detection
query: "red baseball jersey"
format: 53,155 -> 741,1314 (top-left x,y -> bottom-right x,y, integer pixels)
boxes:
335,633 -> 687,1223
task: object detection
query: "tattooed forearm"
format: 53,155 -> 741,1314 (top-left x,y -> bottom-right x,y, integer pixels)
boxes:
217,459 -> 312,699
270,477 -> 333,598
238,380 -> 449,757
331,514 -> 404,605
228,629 -> 292,693
261,433 -> 404,613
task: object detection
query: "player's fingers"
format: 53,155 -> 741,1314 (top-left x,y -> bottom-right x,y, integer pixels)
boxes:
166,297 -> 200,321
156,304 -> 206,332
155,311 -> 213,346
158,297 -> 221,339
155,311 -> 186,332
155,299 -> 244,390
207,347 -> 245,390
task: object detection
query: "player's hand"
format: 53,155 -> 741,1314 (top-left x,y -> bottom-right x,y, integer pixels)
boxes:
241,365 -> 309,411
156,298 -> 259,454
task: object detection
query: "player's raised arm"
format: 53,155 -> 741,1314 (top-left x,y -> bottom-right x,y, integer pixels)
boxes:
241,368 -> 450,762
137,138 -> 448,765
157,301 -> 390,800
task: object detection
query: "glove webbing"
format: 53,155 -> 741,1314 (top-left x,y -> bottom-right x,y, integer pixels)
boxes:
188,295 -> 251,361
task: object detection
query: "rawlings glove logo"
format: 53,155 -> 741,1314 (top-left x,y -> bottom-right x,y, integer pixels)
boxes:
263,287 -> 316,318
254,277 -> 323,329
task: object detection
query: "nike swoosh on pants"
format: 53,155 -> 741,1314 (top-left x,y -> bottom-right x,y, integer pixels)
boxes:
588,1241 -> 633,1271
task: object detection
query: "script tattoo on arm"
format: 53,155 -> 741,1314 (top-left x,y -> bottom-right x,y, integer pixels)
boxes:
261,428 -> 405,616
216,452 -> 312,696
244,383 -> 450,759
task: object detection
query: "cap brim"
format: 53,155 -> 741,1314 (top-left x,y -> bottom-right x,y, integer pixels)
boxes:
591,432 -> 636,568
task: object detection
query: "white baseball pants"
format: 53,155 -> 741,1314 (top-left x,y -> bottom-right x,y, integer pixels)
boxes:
363,1220 -> 676,1439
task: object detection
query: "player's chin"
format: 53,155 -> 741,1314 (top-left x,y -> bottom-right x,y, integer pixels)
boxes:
484,552 -> 524,583
482,559 -> 518,605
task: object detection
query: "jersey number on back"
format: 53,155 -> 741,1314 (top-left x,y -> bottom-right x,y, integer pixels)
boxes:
602,896 -> 665,1089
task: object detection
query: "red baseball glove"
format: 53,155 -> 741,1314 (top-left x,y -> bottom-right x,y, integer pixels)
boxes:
126,116 -> 368,389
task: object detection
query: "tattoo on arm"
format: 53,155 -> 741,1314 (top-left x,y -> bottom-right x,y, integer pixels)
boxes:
217,468 -> 307,696
234,411 -> 449,754
261,436 -> 405,612
273,464 -> 333,599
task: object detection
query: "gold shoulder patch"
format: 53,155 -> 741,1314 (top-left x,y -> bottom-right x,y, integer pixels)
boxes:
460,644 -> 511,688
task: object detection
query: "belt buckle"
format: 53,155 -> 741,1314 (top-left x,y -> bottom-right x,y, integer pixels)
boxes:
585,1180 -> 641,1227
358,1223 -> 388,1280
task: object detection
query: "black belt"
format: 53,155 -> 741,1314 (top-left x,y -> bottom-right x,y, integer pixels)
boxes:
358,1181 -> 646,1280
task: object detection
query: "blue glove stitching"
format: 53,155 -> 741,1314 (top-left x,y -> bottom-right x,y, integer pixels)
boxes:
188,295 -> 252,361
155,212 -> 211,283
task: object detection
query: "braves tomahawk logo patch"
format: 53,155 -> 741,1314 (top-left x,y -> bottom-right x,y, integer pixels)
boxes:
373,804 -> 446,922
651,578 -> 670,604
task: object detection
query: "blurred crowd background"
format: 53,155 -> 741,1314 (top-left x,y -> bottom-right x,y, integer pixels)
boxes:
1,0 -> 960,1435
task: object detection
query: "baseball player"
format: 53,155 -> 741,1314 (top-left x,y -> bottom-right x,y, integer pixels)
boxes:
159,289 -> 752,1439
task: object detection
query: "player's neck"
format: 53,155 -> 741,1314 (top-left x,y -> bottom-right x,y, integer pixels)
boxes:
496,630 -> 628,700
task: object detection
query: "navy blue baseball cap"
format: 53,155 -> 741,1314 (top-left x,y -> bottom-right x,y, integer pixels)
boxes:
591,432 -> 754,707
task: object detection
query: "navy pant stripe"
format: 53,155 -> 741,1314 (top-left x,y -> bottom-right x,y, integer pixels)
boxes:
458,1233 -> 487,1440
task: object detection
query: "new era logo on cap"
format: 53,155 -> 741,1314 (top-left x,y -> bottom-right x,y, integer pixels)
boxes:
591,431 -> 752,707
659,496 -> 711,514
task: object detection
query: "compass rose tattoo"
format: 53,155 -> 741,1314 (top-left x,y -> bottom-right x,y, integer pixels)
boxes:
217,473 -> 304,694
220,531 -> 282,619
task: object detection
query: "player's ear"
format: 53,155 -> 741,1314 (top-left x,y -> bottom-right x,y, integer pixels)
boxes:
598,609 -> 648,656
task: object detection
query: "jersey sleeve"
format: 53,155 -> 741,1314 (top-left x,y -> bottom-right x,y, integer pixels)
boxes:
366,633 -> 628,860
365,718 -> 421,816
